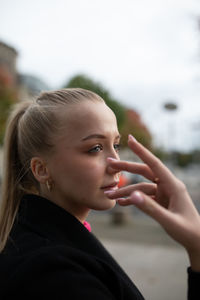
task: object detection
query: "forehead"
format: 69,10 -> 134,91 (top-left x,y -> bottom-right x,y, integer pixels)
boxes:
58,101 -> 119,142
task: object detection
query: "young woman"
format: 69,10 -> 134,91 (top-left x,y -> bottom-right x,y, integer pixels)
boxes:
0,88 -> 199,299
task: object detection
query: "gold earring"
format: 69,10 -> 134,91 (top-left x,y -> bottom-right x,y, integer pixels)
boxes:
46,180 -> 52,191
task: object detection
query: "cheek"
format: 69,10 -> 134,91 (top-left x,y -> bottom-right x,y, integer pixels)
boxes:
74,160 -> 105,185
58,156 -> 105,186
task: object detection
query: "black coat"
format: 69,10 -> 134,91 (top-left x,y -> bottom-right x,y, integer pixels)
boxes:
0,194 -> 144,299
0,194 -> 199,299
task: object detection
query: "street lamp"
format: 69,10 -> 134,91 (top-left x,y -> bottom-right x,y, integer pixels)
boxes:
163,101 -> 178,150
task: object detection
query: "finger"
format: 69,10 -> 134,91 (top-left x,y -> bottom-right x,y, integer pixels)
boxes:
127,135 -> 176,184
107,159 -> 155,182
117,190 -> 173,227
105,183 -> 157,199
116,194 -> 157,205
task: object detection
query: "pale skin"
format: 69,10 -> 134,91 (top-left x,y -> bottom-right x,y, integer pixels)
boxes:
105,134 -> 200,271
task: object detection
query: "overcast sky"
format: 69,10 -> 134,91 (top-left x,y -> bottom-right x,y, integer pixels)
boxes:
1,0 -> 200,151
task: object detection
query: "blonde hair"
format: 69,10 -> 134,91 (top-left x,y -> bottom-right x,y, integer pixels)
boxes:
0,88 -> 104,252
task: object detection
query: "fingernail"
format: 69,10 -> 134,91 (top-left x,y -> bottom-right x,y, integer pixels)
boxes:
104,190 -> 115,195
107,157 -> 118,162
131,191 -> 144,204
116,198 -> 126,202
128,134 -> 137,142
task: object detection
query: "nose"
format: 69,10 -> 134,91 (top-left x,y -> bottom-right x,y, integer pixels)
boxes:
106,164 -> 120,176
106,151 -> 120,175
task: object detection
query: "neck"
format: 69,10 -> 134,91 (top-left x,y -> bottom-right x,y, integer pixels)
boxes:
39,191 -> 91,223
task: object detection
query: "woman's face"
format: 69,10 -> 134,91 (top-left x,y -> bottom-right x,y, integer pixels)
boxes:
45,100 -> 121,221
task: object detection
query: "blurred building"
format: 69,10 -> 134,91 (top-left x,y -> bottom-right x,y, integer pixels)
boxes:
0,41 -> 18,87
18,73 -> 50,100
0,40 -> 50,180
0,40 -> 50,100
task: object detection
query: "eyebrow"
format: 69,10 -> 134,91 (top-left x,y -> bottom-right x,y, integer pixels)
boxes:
81,133 -> 121,141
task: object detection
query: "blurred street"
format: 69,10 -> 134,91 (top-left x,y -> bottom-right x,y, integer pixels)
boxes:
88,212 -> 189,300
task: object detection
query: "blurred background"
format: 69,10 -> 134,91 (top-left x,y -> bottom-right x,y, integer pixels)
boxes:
1,0 -> 200,299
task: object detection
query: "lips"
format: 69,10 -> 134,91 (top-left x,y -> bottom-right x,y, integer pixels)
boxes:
101,181 -> 119,191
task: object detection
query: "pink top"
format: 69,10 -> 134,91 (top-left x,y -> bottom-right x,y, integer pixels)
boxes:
83,221 -> 91,232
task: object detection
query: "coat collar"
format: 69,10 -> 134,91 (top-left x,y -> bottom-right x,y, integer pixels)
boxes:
17,194 -> 109,259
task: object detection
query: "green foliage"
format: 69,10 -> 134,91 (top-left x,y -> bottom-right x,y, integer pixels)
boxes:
64,74 -> 125,130
152,147 -> 169,162
120,123 -> 152,149
152,149 -> 200,168
191,150 -> 200,163
120,110 -> 152,149
64,74 -> 153,149
176,153 -> 192,167
171,151 -> 200,167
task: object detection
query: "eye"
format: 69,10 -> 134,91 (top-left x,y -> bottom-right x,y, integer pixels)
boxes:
114,143 -> 121,152
88,145 -> 103,153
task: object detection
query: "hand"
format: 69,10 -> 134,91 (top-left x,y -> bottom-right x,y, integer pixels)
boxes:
106,135 -> 200,271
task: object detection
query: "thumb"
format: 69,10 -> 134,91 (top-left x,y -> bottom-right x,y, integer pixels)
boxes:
118,191 -> 172,226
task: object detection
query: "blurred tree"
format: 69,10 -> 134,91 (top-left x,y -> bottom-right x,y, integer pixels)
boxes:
0,66 -> 16,144
171,151 -> 193,168
152,147 -> 169,162
170,150 -> 200,167
64,74 -> 153,149
120,109 -> 152,149
192,149 -> 200,163
64,74 -> 125,130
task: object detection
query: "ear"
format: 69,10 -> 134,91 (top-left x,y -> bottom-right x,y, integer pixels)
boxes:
30,157 -> 50,184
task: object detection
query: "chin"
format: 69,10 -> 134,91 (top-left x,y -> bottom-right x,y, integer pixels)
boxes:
94,199 -> 116,211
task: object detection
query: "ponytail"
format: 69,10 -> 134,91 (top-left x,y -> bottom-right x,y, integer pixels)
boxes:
0,101 -> 31,252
